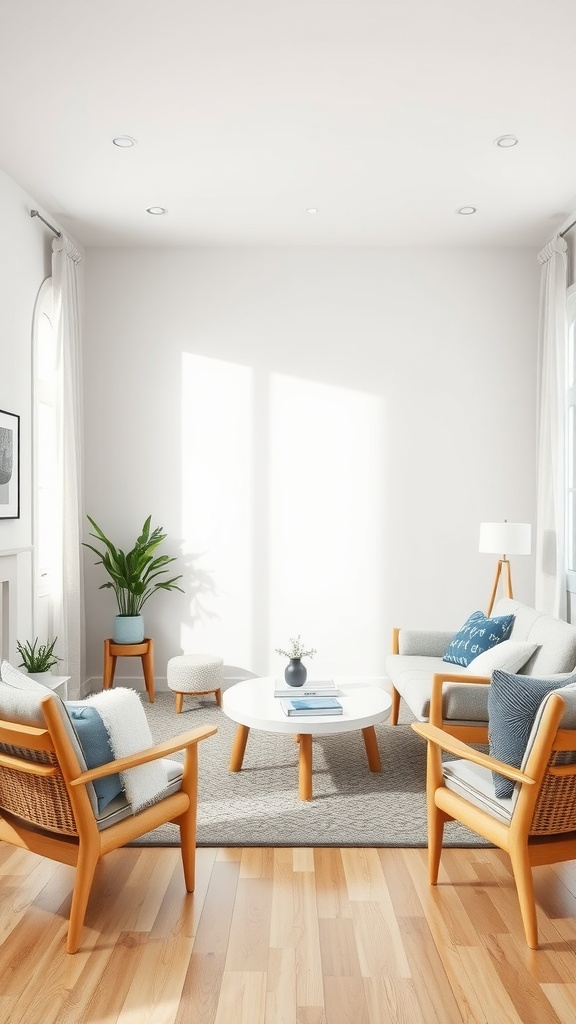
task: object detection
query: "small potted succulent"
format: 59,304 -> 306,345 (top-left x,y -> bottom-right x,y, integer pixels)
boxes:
16,637 -> 60,680
275,634 -> 317,687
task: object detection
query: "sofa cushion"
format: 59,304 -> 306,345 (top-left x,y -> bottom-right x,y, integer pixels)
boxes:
464,640 -> 538,676
493,599 -> 576,675
488,669 -> 576,798
65,703 -> 123,812
442,759 -> 516,824
385,654 -> 490,722
443,610 -> 514,667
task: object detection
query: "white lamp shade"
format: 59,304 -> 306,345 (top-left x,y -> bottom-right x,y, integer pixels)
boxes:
479,522 -> 532,556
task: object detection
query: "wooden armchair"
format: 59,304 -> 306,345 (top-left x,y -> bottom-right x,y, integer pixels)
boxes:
0,693 -> 216,953
412,675 -> 576,949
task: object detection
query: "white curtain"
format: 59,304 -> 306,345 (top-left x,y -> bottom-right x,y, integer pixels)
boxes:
535,235 -> 568,617
52,236 -> 85,695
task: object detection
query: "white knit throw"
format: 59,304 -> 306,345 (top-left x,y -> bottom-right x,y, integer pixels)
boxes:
85,688 -> 169,812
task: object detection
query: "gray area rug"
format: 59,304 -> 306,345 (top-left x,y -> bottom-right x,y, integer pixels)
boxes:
133,692 -> 489,847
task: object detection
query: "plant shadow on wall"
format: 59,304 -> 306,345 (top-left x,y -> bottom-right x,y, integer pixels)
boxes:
180,550 -> 220,631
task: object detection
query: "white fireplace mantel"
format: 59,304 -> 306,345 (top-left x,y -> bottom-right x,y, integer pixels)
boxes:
0,547 -> 33,664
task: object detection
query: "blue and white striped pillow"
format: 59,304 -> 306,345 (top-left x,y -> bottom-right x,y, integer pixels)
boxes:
488,669 -> 576,797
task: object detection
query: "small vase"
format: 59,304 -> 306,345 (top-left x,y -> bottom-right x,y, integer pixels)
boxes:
284,658 -> 307,687
113,614 -> 144,644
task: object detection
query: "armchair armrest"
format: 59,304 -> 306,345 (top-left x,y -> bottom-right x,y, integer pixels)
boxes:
430,670 -> 490,728
392,627 -> 455,657
411,722 -> 535,786
70,725 -> 217,786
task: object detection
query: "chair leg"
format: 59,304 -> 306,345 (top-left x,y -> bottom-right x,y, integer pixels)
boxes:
179,745 -> 199,892
67,845 -> 100,953
390,686 -> 401,725
509,845 -> 539,949
429,801 -> 447,885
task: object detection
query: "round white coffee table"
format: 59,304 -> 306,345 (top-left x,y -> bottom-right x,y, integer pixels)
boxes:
222,677 -> 392,801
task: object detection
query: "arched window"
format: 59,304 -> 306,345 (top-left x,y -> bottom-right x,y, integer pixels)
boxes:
33,277 -> 58,638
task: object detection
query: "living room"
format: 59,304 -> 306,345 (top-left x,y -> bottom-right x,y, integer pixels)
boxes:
2,1 -> 576,1021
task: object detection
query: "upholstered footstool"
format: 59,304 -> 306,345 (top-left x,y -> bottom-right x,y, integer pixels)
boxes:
167,654 -> 224,713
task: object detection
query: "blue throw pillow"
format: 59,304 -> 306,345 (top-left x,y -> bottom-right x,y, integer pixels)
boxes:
443,610 -> 514,668
488,669 -> 576,798
65,703 -> 123,812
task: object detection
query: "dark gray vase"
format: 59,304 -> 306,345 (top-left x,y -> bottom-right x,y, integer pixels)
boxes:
284,658 -> 307,687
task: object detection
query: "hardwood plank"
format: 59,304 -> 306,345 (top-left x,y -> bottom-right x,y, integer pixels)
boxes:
363,975 -> 425,1024
266,947 -> 297,1024
313,849 -> 352,921
293,848 -> 315,873
400,916 -> 463,1024
318,918 -> 362,977
293,868 -> 324,1008
323,977 -> 371,1024
193,859 -> 241,955
224,878 -> 273,971
175,952 -> 226,1024
270,848 -> 296,949
350,900 -> 410,979
541,983 -> 576,1024
240,846 -> 275,879
213,970 -> 267,1024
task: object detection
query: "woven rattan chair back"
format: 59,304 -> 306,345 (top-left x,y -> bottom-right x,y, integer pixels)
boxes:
0,721 -> 79,836
529,730 -> 576,836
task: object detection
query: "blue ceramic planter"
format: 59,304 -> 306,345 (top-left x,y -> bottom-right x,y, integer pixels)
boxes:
113,614 -> 144,644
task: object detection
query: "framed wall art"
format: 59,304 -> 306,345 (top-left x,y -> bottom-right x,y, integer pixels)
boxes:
0,409 -> 20,519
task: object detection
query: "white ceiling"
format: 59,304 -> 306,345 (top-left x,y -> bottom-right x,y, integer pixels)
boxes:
1,0 -> 576,248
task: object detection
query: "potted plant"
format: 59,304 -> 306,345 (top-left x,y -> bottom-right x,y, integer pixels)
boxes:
16,637 -> 60,680
275,634 -> 317,687
83,515 -> 184,644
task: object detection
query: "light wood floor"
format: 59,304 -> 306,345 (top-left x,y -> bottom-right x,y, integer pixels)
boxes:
2,845 -> 576,1023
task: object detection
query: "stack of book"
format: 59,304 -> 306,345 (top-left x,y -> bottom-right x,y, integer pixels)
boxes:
279,696 -> 343,717
273,679 -> 339,698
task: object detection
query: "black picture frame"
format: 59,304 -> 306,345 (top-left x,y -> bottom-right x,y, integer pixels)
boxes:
0,409 -> 20,519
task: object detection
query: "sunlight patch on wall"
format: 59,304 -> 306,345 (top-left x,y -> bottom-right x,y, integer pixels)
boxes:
269,373 -> 383,677
180,352 -> 253,659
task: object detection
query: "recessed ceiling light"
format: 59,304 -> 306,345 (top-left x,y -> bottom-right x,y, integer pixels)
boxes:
495,135 -> 519,148
306,207 -> 318,214
112,135 -> 137,148
146,207 -> 166,216
457,206 -> 477,215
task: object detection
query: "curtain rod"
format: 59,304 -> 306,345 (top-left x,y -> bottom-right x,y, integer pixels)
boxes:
560,216 -> 576,238
30,209 -> 62,238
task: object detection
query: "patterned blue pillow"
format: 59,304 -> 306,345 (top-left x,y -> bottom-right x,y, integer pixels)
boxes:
443,610 -> 514,668
488,670 -> 576,798
66,703 -> 123,812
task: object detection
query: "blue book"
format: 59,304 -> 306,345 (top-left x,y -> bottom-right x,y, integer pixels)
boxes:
280,696 -> 343,716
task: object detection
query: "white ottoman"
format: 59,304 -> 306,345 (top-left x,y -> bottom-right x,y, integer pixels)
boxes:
167,654 -> 224,713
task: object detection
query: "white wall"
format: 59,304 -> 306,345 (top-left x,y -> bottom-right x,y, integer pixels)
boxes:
0,169 -> 53,656
83,246 -> 539,686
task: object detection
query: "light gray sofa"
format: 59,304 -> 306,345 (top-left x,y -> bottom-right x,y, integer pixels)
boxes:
386,599 -> 576,741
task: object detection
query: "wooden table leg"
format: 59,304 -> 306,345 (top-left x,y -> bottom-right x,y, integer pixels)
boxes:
141,638 -> 155,703
103,640 -> 116,690
230,725 -> 250,772
298,733 -> 313,801
362,726 -> 381,772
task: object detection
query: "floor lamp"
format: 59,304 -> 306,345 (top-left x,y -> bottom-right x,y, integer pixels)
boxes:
479,521 -> 532,616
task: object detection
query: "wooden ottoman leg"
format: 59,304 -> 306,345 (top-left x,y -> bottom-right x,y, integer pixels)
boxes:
175,692 -> 184,714
298,734 -> 313,801
362,726 -> 381,772
230,725 -> 250,772
215,688 -> 222,707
